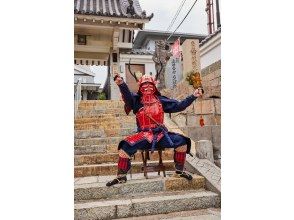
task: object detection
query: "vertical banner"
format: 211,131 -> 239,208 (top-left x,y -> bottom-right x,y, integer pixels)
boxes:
172,38 -> 181,58
165,38 -> 183,89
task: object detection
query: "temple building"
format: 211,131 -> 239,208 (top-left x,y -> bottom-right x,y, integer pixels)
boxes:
74,65 -> 102,100
74,0 -> 153,100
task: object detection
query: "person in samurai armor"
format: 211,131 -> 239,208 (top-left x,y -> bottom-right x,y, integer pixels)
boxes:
106,62 -> 203,187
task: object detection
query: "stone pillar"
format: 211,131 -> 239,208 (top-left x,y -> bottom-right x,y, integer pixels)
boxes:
195,140 -> 214,163
82,90 -> 87,100
110,49 -> 121,100
182,39 -> 201,79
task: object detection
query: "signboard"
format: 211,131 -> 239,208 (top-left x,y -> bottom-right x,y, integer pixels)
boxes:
165,57 -> 182,89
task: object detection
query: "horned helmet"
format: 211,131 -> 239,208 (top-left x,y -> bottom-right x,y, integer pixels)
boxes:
127,59 -> 163,96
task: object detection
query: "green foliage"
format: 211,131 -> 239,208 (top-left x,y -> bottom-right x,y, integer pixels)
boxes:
98,92 -> 106,100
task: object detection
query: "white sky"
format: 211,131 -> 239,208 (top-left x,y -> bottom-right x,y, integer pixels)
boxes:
92,0 -> 208,86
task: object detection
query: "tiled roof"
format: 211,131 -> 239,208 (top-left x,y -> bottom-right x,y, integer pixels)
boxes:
121,49 -> 154,55
199,27 -> 221,47
74,0 -> 153,20
133,29 -> 207,49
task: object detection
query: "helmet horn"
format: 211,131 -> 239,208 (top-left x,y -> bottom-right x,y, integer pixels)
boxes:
128,59 -> 138,82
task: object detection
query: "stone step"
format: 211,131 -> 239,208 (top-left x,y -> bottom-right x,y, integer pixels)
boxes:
74,127 -> 136,138
78,106 -> 126,112
74,160 -> 175,178
78,100 -> 124,108
74,173 -> 205,201
74,122 -> 135,129
74,115 -> 135,124
74,144 -> 118,155
114,208 -> 221,220
74,136 -> 125,147
76,111 -> 134,118
74,149 -> 174,165
77,108 -> 126,114
74,190 -> 220,219
74,122 -> 137,130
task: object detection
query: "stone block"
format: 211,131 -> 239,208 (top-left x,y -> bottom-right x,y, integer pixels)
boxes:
213,77 -> 221,87
120,179 -> 164,195
75,185 -> 119,201
182,39 -> 201,77
214,99 -> 221,114
117,202 -> 133,218
186,115 -> 197,126
195,140 -> 214,163
202,69 -> 221,82
186,156 -> 221,194
74,145 -> 106,155
131,191 -> 219,217
188,115 -> 220,127
213,150 -> 221,160
172,114 -> 187,127
165,176 -> 205,191
215,159 -> 221,168
194,99 -> 215,114
202,85 -> 221,99
211,126 -> 221,151
74,206 -> 116,220
106,144 -> 118,153
187,126 -> 212,142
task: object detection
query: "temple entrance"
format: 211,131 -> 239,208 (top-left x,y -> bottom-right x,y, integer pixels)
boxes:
125,64 -> 145,93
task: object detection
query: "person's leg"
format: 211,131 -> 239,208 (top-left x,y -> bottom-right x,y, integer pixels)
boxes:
174,145 -> 192,180
106,142 -> 135,187
157,133 -> 192,180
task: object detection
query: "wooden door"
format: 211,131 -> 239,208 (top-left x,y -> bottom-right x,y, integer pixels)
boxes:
125,64 -> 145,93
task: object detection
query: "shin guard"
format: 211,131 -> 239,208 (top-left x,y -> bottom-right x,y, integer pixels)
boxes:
117,157 -> 131,174
174,151 -> 186,171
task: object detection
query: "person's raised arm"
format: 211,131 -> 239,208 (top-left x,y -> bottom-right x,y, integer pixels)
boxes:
114,73 -> 135,110
161,88 -> 203,113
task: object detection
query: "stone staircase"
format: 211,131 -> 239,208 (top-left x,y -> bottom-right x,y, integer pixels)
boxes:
74,100 -> 220,219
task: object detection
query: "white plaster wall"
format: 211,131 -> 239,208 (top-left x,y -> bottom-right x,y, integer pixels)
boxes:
145,62 -> 156,76
119,54 -> 156,78
200,43 -> 221,69
74,75 -> 95,84
200,33 -> 221,69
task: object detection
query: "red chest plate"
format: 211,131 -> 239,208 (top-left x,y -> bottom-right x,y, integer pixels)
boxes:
136,97 -> 164,130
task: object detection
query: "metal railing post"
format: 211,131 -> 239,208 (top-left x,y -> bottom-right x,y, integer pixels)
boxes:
74,79 -> 82,118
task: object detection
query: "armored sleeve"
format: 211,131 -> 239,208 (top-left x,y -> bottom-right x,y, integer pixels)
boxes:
159,95 -> 197,113
118,82 -> 136,114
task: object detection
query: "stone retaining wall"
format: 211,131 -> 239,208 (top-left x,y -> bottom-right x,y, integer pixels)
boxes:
160,60 -> 221,167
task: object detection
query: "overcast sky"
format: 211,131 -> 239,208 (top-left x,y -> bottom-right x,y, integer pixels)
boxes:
92,0 -> 208,86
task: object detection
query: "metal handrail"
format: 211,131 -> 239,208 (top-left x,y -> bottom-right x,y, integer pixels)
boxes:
74,79 -> 82,118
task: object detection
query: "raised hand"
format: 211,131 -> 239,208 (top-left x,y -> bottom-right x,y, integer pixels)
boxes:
114,74 -> 124,85
193,87 -> 203,98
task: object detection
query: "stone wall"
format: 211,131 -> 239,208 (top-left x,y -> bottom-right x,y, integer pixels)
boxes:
161,60 -> 221,167
201,60 -> 221,99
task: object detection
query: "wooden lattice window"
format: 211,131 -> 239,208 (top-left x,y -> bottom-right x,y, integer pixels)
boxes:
77,35 -> 87,45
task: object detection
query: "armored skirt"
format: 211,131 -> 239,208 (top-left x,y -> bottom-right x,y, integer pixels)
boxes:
118,130 -> 192,156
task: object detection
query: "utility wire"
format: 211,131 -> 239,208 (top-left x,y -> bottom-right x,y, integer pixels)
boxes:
167,0 -> 198,41
166,0 -> 187,32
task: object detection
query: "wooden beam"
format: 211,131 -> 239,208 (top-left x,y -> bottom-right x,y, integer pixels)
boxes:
75,45 -> 111,53
74,23 -> 139,31
74,14 -> 149,24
